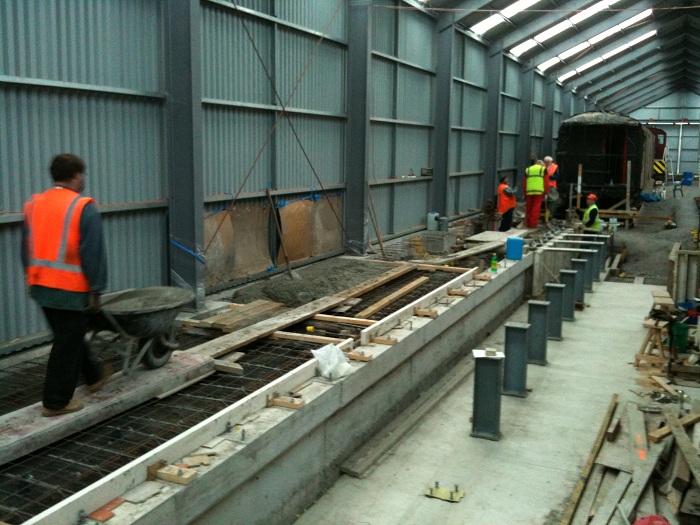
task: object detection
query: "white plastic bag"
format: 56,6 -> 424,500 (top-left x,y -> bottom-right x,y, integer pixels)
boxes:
311,344 -> 354,380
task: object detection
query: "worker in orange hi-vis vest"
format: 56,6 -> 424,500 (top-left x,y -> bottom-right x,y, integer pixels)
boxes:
22,154 -> 110,417
497,176 -> 517,232
544,156 -> 559,189
523,160 -> 550,228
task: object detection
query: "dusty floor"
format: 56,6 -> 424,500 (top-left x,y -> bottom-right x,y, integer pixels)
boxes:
611,183 -> 700,285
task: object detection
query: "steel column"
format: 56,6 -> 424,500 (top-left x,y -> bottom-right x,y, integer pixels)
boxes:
471,349 -> 505,441
503,322 -> 530,398
571,259 -> 587,304
518,68 -> 534,172
483,52 -> 503,200
345,0 -> 371,254
527,300 -> 550,366
166,0 -> 205,308
545,283 -> 565,341
432,27 -> 454,216
559,269 -> 577,322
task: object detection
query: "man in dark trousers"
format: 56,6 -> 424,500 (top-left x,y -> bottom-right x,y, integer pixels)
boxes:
497,176 -> 517,231
22,154 -> 110,416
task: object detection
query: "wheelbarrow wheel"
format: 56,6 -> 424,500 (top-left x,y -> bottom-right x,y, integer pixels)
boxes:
140,333 -> 176,370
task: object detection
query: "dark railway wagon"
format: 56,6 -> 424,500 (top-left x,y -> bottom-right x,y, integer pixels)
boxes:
555,111 -> 655,210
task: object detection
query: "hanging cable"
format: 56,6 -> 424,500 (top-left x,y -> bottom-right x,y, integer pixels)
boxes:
204,0 -> 346,255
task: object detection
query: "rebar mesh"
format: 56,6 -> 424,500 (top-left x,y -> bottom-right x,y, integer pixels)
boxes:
0,337 -> 319,524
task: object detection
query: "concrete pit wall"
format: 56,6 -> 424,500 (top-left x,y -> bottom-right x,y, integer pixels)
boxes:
189,261 -> 530,525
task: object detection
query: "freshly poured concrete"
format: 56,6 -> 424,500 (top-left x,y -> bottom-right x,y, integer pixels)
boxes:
296,280 -> 664,525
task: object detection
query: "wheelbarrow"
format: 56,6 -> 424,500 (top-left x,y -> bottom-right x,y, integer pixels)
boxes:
87,286 -> 194,376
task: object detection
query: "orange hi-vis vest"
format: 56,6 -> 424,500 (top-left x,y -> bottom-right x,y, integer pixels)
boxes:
24,187 -> 94,292
546,162 -> 559,188
497,183 -> 516,214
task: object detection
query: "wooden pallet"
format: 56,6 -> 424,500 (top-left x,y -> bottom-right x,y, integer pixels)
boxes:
182,300 -> 286,332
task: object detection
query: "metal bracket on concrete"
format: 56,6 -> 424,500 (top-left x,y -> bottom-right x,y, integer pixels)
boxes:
503,322 -> 530,398
528,300 -> 550,366
559,270 -> 577,322
470,348 -> 504,441
545,283 -> 565,341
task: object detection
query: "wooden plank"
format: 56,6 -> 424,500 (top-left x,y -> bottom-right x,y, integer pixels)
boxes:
559,394 -> 619,525
571,464 -> 605,525
628,402 -> 648,462
267,395 -> 305,410
606,416 -> 621,442
648,412 -> 700,443
355,276 -> 430,318
196,265 -> 415,360
661,407 -> 700,484
220,305 -> 288,333
312,314 -> 377,327
651,290 -> 671,298
212,301 -> 284,329
213,360 -> 244,375
616,444 -> 666,523
429,240 -> 505,265
414,308 -> 438,318
588,471 -> 632,525
270,331 -> 346,346
447,288 -> 470,296
156,465 -> 198,485
197,299 -> 270,327
652,375 -> 680,396
0,352 -> 213,466
180,305 -> 232,328
416,264 -> 473,273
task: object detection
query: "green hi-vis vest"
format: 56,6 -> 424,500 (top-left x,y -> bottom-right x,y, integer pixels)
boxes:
583,204 -> 601,230
525,165 -> 545,195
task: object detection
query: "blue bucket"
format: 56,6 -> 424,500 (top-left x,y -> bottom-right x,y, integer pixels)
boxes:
506,237 -> 523,260
683,172 -> 693,186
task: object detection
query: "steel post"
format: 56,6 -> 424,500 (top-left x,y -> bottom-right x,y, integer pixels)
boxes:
559,269 -> 577,321
579,255 -> 594,292
470,349 -> 505,441
503,323 -> 530,398
527,300 -> 550,366
545,283 -> 565,341
571,259 -> 587,304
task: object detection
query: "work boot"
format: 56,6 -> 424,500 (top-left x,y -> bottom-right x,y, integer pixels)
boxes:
87,364 -> 113,394
41,398 -> 84,417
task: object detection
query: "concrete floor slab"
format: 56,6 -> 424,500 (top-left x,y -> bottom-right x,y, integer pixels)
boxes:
296,281 -> 667,525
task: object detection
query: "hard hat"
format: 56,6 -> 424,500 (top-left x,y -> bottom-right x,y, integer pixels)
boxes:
587,193 -> 597,201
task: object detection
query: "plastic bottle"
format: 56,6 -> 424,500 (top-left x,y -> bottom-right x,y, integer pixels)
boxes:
491,253 -> 498,273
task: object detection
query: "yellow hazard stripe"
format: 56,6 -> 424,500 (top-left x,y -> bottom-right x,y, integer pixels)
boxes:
653,160 -> 666,173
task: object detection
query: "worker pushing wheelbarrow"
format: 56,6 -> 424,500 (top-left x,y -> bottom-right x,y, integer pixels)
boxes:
88,286 -> 194,376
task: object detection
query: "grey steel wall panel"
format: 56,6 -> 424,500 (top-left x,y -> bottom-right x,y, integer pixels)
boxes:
276,115 -> 345,188
372,0 -> 396,56
554,85 -> 562,112
394,180 -> 430,232
500,135 -> 517,168
277,28 -> 346,113
203,106 -> 273,196
503,59 -> 521,97
276,0 -> 347,40
371,58 -> 396,119
457,85 -> 486,129
0,0 -> 161,92
531,138 -> 543,159
397,68 -> 432,123
202,6 -> 273,105
451,131 -> 483,172
0,224 -> 45,343
396,126 -> 431,177
501,98 -> 520,133
531,106 -> 544,136
461,39 -> 487,87
450,173 -> 482,214
533,76 -> 544,106
102,211 -> 168,292
234,0 -> 273,14
1,86 -> 165,212
370,123 -> 394,179
553,113 -> 561,140
368,183 -> 392,238
398,11 -> 434,70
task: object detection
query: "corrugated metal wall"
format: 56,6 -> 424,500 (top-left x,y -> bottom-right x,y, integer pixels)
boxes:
500,57 -> 521,183
630,92 -> 700,175
0,0 -> 166,351
449,33 -> 487,215
368,0 -> 434,239
553,83 -> 563,153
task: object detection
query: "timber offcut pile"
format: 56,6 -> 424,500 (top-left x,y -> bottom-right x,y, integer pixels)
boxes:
561,392 -> 700,525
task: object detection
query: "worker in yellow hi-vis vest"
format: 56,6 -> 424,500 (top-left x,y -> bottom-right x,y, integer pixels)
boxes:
523,160 -> 550,228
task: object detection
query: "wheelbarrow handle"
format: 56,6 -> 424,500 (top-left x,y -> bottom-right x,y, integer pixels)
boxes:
100,309 -> 132,340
